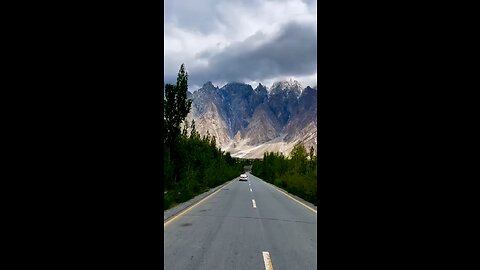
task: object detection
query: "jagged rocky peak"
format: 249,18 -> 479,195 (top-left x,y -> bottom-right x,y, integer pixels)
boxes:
253,83 -> 268,104
185,78 -> 317,158
220,82 -> 253,93
199,81 -> 218,93
301,86 -> 317,96
193,82 -> 220,100
218,82 -> 257,137
191,81 -> 222,117
218,82 -> 256,100
269,79 -> 303,97
254,83 -> 267,92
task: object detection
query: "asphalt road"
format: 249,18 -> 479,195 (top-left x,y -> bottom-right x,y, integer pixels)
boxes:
164,172 -> 317,270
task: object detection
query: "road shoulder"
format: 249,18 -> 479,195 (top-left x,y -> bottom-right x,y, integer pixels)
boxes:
163,178 -> 237,222
254,175 -> 318,212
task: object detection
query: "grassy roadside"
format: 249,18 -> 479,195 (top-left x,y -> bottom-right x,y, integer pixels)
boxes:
164,186 -> 211,211
163,166 -> 242,211
251,171 -> 317,206
251,144 -> 317,206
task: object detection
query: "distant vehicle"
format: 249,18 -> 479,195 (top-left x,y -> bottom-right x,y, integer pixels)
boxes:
239,173 -> 248,181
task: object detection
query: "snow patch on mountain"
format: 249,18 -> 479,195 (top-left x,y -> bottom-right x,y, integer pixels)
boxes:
268,79 -> 303,96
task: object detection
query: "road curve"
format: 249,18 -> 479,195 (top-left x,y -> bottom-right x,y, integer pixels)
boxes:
164,172 -> 317,270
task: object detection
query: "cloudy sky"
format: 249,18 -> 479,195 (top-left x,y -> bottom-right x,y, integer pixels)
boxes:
164,0 -> 317,92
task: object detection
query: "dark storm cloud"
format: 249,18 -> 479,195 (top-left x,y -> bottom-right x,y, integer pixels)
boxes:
188,22 -> 316,87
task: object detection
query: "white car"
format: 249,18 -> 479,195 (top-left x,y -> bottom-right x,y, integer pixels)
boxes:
239,174 -> 248,181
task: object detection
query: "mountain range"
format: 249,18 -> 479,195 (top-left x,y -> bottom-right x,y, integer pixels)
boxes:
184,79 -> 317,159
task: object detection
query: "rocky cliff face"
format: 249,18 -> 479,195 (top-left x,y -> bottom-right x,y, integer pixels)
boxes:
184,79 -> 317,158
218,82 -> 258,138
284,86 -> 317,142
243,103 -> 280,146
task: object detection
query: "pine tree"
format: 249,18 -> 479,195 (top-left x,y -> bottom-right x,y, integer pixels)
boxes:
182,119 -> 189,138
210,135 -> 216,148
190,119 -> 199,139
164,64 -> 192,149
164,64 -> 193,183
309,146 -> 315,169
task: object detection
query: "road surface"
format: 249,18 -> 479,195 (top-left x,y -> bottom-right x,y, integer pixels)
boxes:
164,172 -> 317,270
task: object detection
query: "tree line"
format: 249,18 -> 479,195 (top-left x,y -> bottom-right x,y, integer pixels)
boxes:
251,144 -> 317,205
163,64 -> 246,210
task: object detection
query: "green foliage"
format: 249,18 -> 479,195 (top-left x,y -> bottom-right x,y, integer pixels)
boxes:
190,119 -> 199,139
251,144 -> 317,206
163,64 -> 243,210
290,143 -> 308,175
163,146 -> 175,190
181,119 -> 189,138
225,152 -> 234,166
164,63 -> 192,148
163,132 -> 243,210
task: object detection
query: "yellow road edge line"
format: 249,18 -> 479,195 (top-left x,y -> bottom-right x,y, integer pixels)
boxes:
164,179 -> 235,228
266,181 -> 317,214
262,251 -> 274,270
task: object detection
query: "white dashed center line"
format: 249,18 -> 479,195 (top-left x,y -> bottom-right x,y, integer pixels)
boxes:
262,251 -> 273,270
250,188 -> 252,192
252,199 -> 256,208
